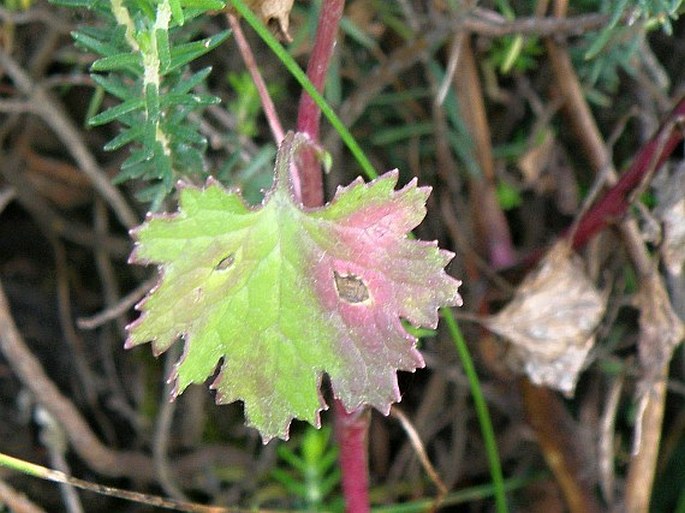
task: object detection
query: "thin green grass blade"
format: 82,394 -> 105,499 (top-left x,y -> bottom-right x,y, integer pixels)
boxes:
442,308 -> 508,513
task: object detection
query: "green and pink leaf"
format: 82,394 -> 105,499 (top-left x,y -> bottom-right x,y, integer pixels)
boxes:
126,132 -> 462,441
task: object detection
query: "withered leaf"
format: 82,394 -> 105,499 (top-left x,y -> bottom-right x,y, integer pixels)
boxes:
636,273 -> 684,386
241,0 -> 295,41
485,243 -> 606,394
653,161 -> 685,276
632,272 -> 684,455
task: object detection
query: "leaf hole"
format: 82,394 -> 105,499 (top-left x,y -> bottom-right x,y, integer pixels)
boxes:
215,254 -> 235,271
333,271 -> 370,304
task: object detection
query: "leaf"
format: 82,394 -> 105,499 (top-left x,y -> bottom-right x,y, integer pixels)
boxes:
238,0 -> 295,41
636,273 -> 684,384
485,243 -> 606,395
89,97 -> 144,126
91,52 -> 143,72
167,31 -> 230,73
653,161 -> 685,277
126,132 -> 462,441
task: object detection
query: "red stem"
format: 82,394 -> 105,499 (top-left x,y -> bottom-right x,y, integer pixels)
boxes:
569,97 -> 685,249
293,2 -> 370,513
295,0 -> 345,208
335,402 -> 371,513
227,13 -> 284,144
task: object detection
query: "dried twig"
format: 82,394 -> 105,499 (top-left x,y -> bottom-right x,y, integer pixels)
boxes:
0,5 -> 71,32
77,277 -> 156,330
0,186 -> 15,214
0,277 -> 155,481
0,452 -> 275,513
0,49 -> 138,229
599,375 -> 623,505
0,151 -> 130,257
391,407 -> 448,512
521,381 -> 603,513
460,9 -> 608,37
153,347 -> 188,501
0,478 -> 48,513
454,36 -> 515,269
36,408 -> 85,513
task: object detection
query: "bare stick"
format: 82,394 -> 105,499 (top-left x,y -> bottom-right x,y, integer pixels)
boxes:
0,452 -> 285,513
461,9 -> 608,37
391,407 -> 448,512
0,277 -> 155,481
0,49 -> 138,229
599,375 -> 623,505
226,13 -> 284,145
0,186 -> 15,214
36,408 -> 85,513
0,479 -> 48,513
77,277 -> 156,330
153,346 -> 188,501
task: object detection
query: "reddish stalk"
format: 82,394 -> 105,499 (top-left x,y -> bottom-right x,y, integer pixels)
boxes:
568,97 -> 685,249
293,2 -> 371,513
334,402 -> 371,513
227,13 -> 285,144
295,0 -> 345,208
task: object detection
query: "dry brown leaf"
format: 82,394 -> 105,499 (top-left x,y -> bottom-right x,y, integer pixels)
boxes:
241,0 -> 295,41
636,273 -> 684,386
631,272 -> 684,455
485,243 -> 606,394
653,161 -> 685,276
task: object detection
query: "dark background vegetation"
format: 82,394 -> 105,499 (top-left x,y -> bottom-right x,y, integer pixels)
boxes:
0,1 -> 684,511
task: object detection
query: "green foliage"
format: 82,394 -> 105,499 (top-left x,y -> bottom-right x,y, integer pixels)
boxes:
51,0 -> 230,209
1,0 -> 32,11
496,179 -> 522,211
272,426 -> 341,511
227,71 -> 260,138
575,0 -> 682,103
587,0 -> 682,58
488,36 -> 543,74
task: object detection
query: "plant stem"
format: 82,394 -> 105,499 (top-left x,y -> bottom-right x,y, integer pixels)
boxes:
226,12 -> 284,144
569,97 -> 685,249
295,0 -> 345,207
335,402 -> 371,513
230,0 -> 378,180
293,2 -> 373,511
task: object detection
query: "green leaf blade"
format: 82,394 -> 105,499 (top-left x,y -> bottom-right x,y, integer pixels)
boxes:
127,132 -> 462,441
91,52 -> 143,72
89,97 -> 144,126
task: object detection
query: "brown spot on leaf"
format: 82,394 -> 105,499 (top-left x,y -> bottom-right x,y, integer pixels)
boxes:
334,271 -> 370,304
215,254 -> 235,271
